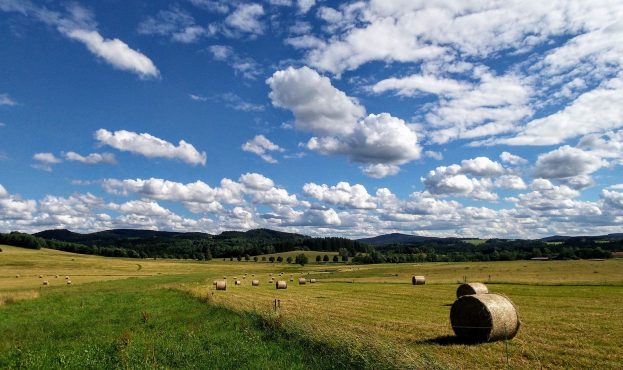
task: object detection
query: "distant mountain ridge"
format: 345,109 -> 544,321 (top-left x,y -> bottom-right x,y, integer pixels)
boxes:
33,228 -> 623,248
34,228 -> 307,246
358,232 -> 623,246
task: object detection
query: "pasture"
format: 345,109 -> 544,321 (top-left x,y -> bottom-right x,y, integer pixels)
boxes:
1,244 -> 622,369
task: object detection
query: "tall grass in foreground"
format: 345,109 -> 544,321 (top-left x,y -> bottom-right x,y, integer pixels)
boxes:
0,277 -> 373,369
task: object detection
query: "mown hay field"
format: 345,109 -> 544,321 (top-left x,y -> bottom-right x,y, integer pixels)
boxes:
2,245 -> 623,369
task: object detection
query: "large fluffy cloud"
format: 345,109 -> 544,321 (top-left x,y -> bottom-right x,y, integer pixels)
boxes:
267,66 -> 365,136
306,113 -> 421,167
534,145 -> 606,179
95,129 -> 207,165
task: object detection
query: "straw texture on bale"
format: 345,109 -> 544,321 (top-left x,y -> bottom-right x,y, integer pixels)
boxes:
252,280 -> 260,286
298,277 -> 306,285
456,283 -> 489,298
235,280 -> 241,285
216,281 -> 227,291
412,275 -> 426,285
276,280 -> 287,289
450,293 -> 520,343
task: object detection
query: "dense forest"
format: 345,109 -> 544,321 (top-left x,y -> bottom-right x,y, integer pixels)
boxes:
1,229 -> 370,260
353,237 -> 619,263
0,229 -> 620,264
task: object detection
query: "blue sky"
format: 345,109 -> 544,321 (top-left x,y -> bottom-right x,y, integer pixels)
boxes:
0,0 -> 622,238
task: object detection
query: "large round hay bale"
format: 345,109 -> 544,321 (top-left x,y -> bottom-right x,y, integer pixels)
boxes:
310,278 -> 317,283
457,283 -> 488,298
276,280 -> 287,289
450,293 -> 520,342
298,277 -> 306,285
235,280 -> 241,285
252,280 -> 260,286
412,275 -> 426,285
215,281 -> 227,291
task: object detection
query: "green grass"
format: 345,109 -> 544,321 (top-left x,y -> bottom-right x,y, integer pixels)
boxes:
0,276 -> 368,370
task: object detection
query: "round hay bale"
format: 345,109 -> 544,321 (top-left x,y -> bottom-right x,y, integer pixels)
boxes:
298,277 -> 306,285
450,293 -> 520,343
412,275 -> 426,285
457,283 -> 488,298
275,280 -> 287,289
310,278 -> 317,283
55,275 -> 59,278
290,278 -> 294,282
39,275 -> 43,278
65,276 -> 70,280
215,280 -> 227,291
42,281 -> 49,286
233,277 -> 238,280
235,280 -> 241,285
15,274 -> 20,278
252,280 -> 260,286
66,280 -> 72,285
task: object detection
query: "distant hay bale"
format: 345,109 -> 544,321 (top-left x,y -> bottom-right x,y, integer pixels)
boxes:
65,276 -> 69,280
42,281 -> 49,286
298,278 -> 306,285
235,280 -> 241,285
412,275 -> 426,285
450,293 -> 520,343
310,278 -> 317,283
233,277 -> 238,280
39,275 -> 43,278
55,275 -> 59,278
223,276 -> 227,279
276,280 -> 287,289
290,278 -> 294,282
66,280 -> 72,285
252,280 -> 260,286
457,283 -> 489,298
216,281 -> 227,291
15,274 -> 20,278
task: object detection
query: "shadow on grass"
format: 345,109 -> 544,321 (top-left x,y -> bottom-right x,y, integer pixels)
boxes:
418,335 -> 483,346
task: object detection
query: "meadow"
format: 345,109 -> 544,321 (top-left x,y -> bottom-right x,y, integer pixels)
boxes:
1,244 -> 622,369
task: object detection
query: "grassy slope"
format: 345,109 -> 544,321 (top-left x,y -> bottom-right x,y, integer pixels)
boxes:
2,245 -> 623,369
